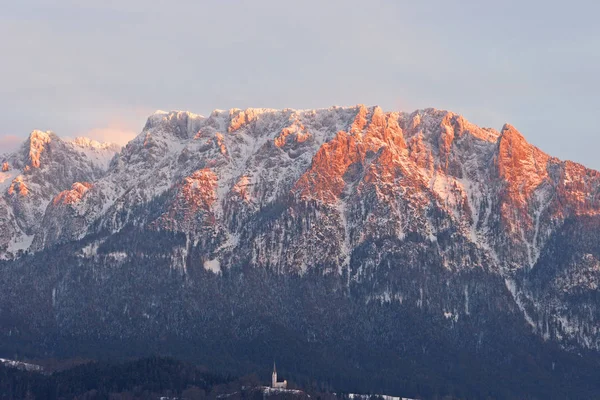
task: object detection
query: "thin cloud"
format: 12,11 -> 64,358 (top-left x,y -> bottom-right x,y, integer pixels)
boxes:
82,126 -> 137,146
0,135 -> 23,154
74,109 -> 151,146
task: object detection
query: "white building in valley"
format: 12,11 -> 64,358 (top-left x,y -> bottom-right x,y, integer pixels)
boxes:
272,362 -> 287,389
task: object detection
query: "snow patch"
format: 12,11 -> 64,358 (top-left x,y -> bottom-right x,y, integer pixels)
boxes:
346,392 -> 418,400
204,259 -> 221,274
5,234 -> 35,257
504,278 -> 535,328
444,311 -> 459,322
79,241 -> 102,258
335,199 -> 352,278
0,358 -> 43,372
464,286 -> 470,316
108,252 -> 128,261
260,387 -> 304,395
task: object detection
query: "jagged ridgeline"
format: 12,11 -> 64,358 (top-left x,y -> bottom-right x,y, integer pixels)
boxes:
1,106 -> 600,399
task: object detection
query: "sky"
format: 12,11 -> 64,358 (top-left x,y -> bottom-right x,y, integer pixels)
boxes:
1,0 -> 599,168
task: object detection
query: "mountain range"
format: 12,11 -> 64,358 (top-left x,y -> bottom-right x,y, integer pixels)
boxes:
1,105 -> 600,399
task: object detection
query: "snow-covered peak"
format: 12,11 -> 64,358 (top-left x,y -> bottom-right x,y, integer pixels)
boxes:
210,109 -> 228,116
67,137 -> 121,171
69,136 -> 120,152
0,129 -> 122,258
131,110 -> 208,150
144,110 -> 205,130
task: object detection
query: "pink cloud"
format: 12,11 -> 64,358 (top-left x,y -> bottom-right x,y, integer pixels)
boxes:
0,135 -> 23,154
76,111 -> 152,146
82,126 -> 138,146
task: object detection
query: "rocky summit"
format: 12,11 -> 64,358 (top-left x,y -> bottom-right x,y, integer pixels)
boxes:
1,105 -> 600,398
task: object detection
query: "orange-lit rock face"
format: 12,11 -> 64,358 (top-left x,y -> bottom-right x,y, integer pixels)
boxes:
365,107 -> 406,150
493,124 -> 552,231
228,109 -> 261,133
295,106 -> 407,203
496,124 -> 550,203
1,162 -> 9,172
553,161 -> 600,217
156,169 -> 219,231
181,169 -> 218,210
215,133 -> 228,156
350,104 -> 369,134
407,133 -> 434,172
404,111 -> 500,175
53,182 -> 93,206
274,122 -> 311,148
28,130 -> 52,169
295,131 -> 362,203
404,113 -> 442,173
437,114 -> 457,170
475,123 -> 600,268
8,176 -> 29,197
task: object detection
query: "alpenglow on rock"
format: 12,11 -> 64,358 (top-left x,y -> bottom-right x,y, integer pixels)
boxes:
1,105 -> 600,398
0,131 -> 120,258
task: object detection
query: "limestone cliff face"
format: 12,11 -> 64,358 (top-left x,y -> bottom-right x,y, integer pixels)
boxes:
294,106 -> 407,204
153,168 -> 220,233
2,105 -> 600,354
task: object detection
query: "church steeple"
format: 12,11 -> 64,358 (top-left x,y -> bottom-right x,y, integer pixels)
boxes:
271,361 -> 287,389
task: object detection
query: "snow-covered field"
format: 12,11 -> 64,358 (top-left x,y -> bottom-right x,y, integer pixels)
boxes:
0,358 -> 43,372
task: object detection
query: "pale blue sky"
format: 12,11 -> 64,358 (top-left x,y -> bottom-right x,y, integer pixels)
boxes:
1,0 -> 599,168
